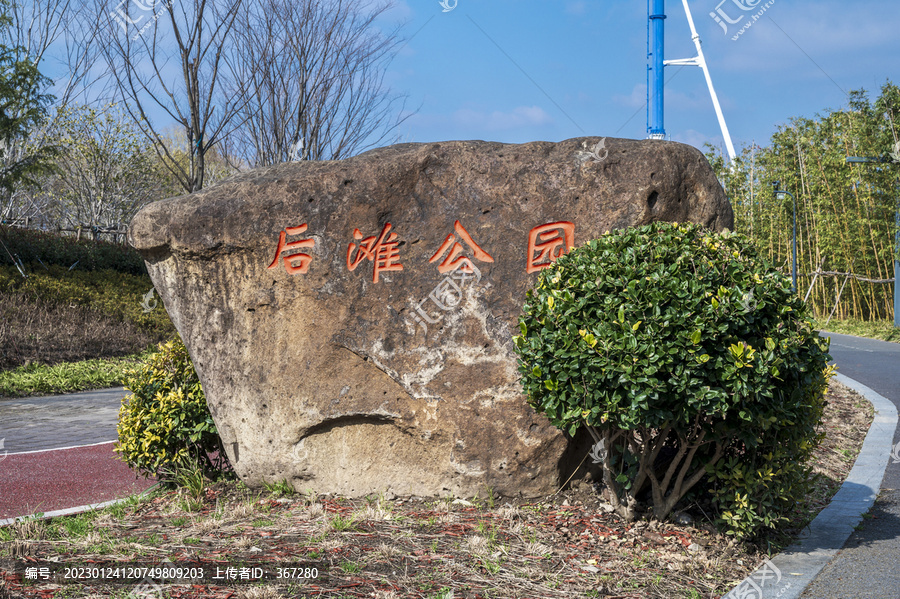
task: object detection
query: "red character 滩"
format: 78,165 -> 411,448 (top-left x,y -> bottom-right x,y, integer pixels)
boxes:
346,222 -> 404,283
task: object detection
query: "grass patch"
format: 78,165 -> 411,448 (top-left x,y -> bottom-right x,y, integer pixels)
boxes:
328,514 -> 358,532
252,518 -> 275,528
0,352 -> 151,397
57,511 -> 99,539
0,264 -> 176,359
0,393 -> 867,599
817,318 -> 900,343
263,479 -> 295,497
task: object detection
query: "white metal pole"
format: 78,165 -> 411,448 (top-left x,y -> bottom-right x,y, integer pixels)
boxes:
680,0 -> 737,163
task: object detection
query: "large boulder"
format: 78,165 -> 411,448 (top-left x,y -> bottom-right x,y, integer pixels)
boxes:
130,137 -> 732,498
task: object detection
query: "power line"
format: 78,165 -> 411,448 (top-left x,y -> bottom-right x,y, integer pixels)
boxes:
766,16 -> 847,98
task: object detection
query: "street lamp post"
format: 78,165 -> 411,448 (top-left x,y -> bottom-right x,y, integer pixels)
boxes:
846,155 -> 900,328
772,181 -> 798,294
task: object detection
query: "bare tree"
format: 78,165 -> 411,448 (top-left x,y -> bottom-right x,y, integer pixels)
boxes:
0,0 -> 98,224
2,0 -> 100,107
39,103 -> 165,230
95,0 -> 245,193
225,0 -> 409,166
152,124 -> 240,197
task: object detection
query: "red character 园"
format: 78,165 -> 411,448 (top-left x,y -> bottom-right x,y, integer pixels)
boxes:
526,221 -> 574,273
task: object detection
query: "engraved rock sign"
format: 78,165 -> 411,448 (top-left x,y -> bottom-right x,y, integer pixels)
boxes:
129,137 -> 732,497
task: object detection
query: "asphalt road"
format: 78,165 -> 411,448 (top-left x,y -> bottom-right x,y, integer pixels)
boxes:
0,387 -> 155,522
798,332 -> 900,599
824,332 -> 900,490
0,387 -> 126,453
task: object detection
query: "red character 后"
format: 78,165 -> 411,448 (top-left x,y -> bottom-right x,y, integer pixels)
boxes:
268,224 -> 315,274
429,220 -> 494,274
346,222 -> 404,283
526,221 -> 574,273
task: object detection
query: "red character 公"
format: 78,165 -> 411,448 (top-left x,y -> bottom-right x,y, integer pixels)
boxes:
429,220 -> 494,274
526,221 -> 574,273
268,224 -> 315,274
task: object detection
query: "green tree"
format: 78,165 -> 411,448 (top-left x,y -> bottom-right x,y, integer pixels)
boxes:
0,0 -> 58,222
40,103 -> 165,230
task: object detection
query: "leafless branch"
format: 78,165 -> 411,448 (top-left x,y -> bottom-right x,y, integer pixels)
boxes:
94,0 -> 245,193
224,0 -> 411,167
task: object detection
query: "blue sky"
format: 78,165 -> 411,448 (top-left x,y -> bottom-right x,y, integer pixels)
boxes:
378,0 -> 900,155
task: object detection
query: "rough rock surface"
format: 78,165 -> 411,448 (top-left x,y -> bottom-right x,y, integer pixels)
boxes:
130,137 -> 733,498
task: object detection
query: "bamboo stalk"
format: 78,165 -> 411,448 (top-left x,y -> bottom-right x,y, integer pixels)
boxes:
825,275 -> 852,326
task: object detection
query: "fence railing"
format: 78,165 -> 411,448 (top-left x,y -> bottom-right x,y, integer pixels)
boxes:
1,219 -> 129,244
56,225 -> 129,244
797,264 -> 895,324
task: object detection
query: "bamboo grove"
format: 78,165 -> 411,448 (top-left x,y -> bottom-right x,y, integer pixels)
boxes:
706,81 -> 900,322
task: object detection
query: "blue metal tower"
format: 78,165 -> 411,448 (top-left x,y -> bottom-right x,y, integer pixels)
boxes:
647,0 -> 666,140
646,0 -> 736,162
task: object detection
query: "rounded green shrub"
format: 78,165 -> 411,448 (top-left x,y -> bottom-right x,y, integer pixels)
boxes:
514,221 -> 832,537
116,337 -> 229,480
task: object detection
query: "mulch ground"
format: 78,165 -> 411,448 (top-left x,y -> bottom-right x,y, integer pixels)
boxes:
0,380 -> 875,599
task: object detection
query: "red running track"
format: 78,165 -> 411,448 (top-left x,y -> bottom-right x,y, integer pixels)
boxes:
0,442 -> 156,520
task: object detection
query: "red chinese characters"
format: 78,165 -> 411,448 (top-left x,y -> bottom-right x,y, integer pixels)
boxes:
428,220 -> 494,274
268,224 -> 315,274
346,222 -> 404,283
269,218 -> 577,281
526,221 -> 575,273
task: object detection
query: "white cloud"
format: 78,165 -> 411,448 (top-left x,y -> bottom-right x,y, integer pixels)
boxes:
706,1 -> 899,76
370,0 -> 416,57
564,91 -> 593,106
565,2 -> 587,16
612,84 -> 646,109
376,0 -> 412,21
452,105 -> 554,131
612,83 -> 715,113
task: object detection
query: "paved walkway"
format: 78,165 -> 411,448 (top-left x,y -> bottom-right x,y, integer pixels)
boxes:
0,387 -> 126,452
0,387 -> 155,522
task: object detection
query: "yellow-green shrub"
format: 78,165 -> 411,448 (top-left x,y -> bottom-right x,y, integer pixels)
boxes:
116,337 -> 228,479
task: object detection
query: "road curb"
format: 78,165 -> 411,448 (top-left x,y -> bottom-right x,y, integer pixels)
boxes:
0,483 -> 160,527
5,440 -> 116,456
722,373 -> 899,599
